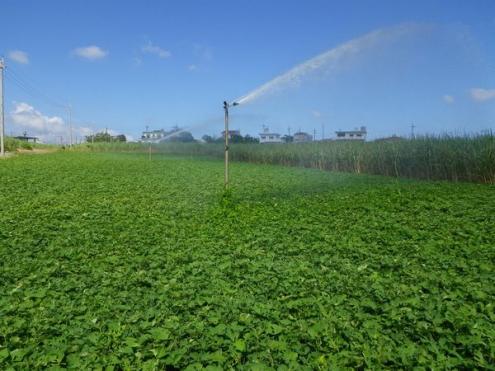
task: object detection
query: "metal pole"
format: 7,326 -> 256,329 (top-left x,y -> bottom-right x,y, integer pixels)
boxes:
224,101 -> 229,189
0,58 -> 5,156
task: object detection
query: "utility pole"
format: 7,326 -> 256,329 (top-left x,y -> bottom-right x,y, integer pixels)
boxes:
145,125 -> 152,161
67,105 -> 73,147
313,128 -> 316,141
410,123 -> 416,139
224,101 -> 230,189
288,126 -> 291,136
223,100 -> 239,189
0,58 -> 5,156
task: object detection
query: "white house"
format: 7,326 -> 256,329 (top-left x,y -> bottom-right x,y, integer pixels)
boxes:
141,126 -> 181,142
259,126 -> 283,144
335,126 -> 367,141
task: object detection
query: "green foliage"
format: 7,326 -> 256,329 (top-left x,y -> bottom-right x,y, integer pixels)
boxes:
77,133 -> 495,183
202,134 -> 259,144
19,141 -> 33,150
230,134 -> 259,144
85,131 -> 113,143
2,153 -> 492,368
114,134 -> 127,142
2,137 -> 57,152
85,132 -> 126,143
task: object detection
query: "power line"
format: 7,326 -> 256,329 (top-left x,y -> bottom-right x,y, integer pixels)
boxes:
5,66 -> 66,109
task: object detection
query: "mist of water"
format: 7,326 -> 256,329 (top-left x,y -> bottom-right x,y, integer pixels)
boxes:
234,23 -> 430,106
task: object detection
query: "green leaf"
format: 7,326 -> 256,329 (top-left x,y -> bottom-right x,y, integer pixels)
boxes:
234,339 -> 246,352
150,328 -> 171,341
0,348 -> 9,363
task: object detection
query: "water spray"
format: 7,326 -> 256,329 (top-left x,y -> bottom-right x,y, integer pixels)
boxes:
234,23 -> 429,106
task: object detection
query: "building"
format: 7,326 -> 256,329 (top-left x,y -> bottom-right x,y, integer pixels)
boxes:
293,131 -> 313,143
220,130 -> 241,139
14,132 -> 38,143
141,126 -> 181,142
335,126 -> 367,141
259,126 -> 283,144
142,129 -> 166,141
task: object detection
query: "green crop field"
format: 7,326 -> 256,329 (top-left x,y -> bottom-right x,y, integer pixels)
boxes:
0,152 -> 494,369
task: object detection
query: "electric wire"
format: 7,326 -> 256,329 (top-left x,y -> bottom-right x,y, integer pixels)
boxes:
5,66 -> 67,110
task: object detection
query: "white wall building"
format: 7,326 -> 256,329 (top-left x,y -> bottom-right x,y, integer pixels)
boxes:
141,126 -> 181,142
335,126 -> 367,141
259,126 -> 283,144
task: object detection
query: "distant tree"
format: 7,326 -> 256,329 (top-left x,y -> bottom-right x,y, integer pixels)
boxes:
282,135 -> 294,143
202,133 -> 259,144
229,134 -> 260,144
86,131 -> 112,143
86,132 -> 127,143
243,134 -> 259,143
230,134 -> 244,143
202,135 -> 215,143
167,131 -> 195,142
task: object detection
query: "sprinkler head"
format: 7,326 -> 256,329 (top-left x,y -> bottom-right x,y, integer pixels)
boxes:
232,102 -> 239,106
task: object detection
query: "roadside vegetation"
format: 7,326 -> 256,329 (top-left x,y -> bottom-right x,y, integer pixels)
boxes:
3,137 -> 58,153
77,132 -> 495,183
0,152 -> 493,369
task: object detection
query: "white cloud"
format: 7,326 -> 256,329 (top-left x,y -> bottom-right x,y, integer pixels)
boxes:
11,102 -> 65,134
9,102 -> 92,143
8,50 -> 29,64
187,64 -> 198,71
443,95 -> 454,104
141,41 -> 171,59
311,110 -> 321,118
470,88 -> 495,102
73,45 -> 108,60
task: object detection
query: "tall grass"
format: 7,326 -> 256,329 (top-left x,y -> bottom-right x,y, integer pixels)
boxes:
77,133 -> 495,183
3,137 -> 59,152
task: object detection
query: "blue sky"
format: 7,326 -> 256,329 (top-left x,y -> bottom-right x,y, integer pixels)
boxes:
1,0 -> 495,142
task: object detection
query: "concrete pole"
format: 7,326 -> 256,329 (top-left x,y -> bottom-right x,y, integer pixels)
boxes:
223,101 -> 229,189
67,105 -> 73,147
0,59 -> 5,156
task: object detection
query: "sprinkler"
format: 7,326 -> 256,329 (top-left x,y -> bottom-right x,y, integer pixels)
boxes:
223,101 -> 239,189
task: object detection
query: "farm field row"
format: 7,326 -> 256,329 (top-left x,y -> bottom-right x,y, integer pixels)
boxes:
0,152 -> 493,369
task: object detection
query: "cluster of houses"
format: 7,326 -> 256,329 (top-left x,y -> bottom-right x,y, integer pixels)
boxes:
257,125 -> 368,143
141,125 -> 371,144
